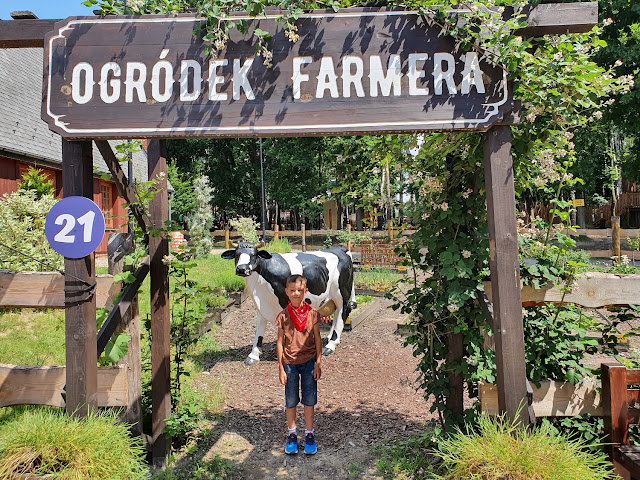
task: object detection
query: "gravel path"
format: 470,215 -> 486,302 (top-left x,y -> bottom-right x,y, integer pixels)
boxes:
188,298 -> 432,479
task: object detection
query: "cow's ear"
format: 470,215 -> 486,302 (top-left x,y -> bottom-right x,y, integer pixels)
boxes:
257,250 -> 272,259
221,250 -> 236,260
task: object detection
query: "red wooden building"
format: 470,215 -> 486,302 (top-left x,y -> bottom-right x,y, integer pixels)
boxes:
0,46 -> 149,254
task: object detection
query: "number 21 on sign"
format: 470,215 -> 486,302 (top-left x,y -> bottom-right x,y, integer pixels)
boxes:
45,196 -> 106,258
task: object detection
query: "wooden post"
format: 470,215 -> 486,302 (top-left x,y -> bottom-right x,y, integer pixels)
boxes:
601,363 -> 629,478
224,225 -> 230,249
347,224 -> 353,252
445,332 -> 464,425
147,139 -> 171,465
301,223 -> 306,252
62,139 -> 97,418
612,216 -> 621,261
274,224 -> 280,239
107,233 -> 142,437
483,125 -> 529,425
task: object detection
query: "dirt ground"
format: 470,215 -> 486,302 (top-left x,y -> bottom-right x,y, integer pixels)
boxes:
181,298 -> 432,479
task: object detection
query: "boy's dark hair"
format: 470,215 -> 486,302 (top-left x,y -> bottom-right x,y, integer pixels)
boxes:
286,274 -> 307,287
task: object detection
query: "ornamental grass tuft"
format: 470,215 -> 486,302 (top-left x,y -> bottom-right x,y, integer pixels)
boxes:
433,413 -> 618,480
0,407 -> 148,479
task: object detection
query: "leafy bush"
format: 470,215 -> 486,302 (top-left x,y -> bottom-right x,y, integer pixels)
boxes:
335,228 -> 371,245
434,414 -> 617,480
0,408 -> 148,479
0,189 -> 62,271
230,216 -> 259,243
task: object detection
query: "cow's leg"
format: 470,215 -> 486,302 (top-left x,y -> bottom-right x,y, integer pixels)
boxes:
245,311 -> 267,366
323,307 -> 344,356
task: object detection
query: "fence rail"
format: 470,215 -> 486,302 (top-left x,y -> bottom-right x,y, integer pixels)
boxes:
0,364 -> 127,408
0,271 -> 118,309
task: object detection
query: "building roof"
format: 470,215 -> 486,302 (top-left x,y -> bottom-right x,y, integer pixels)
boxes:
0,47 -> 149,182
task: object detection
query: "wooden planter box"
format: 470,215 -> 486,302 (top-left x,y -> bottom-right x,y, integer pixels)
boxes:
480,378 -> 601,417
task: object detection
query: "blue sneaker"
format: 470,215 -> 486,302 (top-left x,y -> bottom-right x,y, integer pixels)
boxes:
304,432 -> 317,454
285,433 -> 298,454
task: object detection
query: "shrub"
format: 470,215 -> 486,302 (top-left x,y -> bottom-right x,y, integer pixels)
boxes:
18,166 -> 54,199
0,189 -> 62,271
187,175 -> 214,257
0,408 -> 148,479
434,414 -> 617,480
230,216 -> 259,243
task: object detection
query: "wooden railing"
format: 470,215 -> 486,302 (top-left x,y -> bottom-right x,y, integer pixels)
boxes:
480,272 -> 640,417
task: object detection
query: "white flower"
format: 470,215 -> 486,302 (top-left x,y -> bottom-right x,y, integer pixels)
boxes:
462,250 -> 471,258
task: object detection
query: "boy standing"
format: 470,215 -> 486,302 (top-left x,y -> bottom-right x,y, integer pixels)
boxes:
276,274 -> 322,455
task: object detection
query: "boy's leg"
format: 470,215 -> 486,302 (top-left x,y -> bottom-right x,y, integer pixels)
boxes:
286,406 -> 297,430
283,363 -> 300,454
303,405 -> 314,432
300,358 -> 318,454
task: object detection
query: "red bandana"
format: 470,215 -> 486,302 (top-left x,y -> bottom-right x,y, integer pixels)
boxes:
287,301 -> 310,332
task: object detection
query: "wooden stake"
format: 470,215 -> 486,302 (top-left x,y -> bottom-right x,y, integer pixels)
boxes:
148,139 -> 171,466
483,125 -> 529,425
62,139 -> 97,418
612,216 -> 621,261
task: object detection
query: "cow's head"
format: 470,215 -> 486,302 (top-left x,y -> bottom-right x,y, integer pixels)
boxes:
221,241 -> 271,277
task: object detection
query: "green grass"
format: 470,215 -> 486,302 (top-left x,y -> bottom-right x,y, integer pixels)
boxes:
0,407 -> 148,479
191,254 -> 245,294
152,456 -> 233,479
434,414 -> 617,480
355,267 -> 403,291
265,236 -> 292,253
374,428 -> 441,480
0,309 -> 65,365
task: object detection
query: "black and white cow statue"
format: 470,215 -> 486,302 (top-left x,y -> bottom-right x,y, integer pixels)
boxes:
221,242 -> 357,365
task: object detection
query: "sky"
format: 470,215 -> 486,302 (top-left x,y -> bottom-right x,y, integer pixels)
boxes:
0,0 -> 96,20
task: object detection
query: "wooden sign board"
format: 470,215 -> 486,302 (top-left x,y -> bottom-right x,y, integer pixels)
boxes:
42,10 -> 512,139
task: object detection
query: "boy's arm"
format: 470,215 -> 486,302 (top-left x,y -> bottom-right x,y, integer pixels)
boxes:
276,326 -> 287,385
313,319 -> 322,380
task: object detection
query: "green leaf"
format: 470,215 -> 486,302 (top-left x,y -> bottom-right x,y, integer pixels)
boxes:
104,334 -> 130,364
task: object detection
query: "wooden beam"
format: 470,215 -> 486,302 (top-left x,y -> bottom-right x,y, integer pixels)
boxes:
512,2 -> 598,37
148,139 -> 171,466
62,139 -> 98,418
483,125 -> 529,425
0,364 -> 127,408
0,271 -> 117,309
94,140 -> 151,235
0,3 -> 598,49
483,272 -> 640,309
0,18 -> 56,48
97,256 -> 149,355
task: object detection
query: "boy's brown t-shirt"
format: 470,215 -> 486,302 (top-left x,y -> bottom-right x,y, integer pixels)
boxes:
275,307 -> 319,365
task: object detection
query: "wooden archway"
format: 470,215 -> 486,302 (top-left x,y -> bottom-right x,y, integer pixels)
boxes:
0,2 -> 598,464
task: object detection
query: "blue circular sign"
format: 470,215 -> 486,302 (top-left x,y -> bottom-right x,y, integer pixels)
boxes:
45,196 -> 106,258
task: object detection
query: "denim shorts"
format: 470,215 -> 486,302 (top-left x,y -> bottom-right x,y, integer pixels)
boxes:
283,357 -> 317,408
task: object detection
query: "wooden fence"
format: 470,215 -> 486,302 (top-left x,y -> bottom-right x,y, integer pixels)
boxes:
359,238 -> 403,268
0,269 -> 133,409
480,272 -> 640,416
